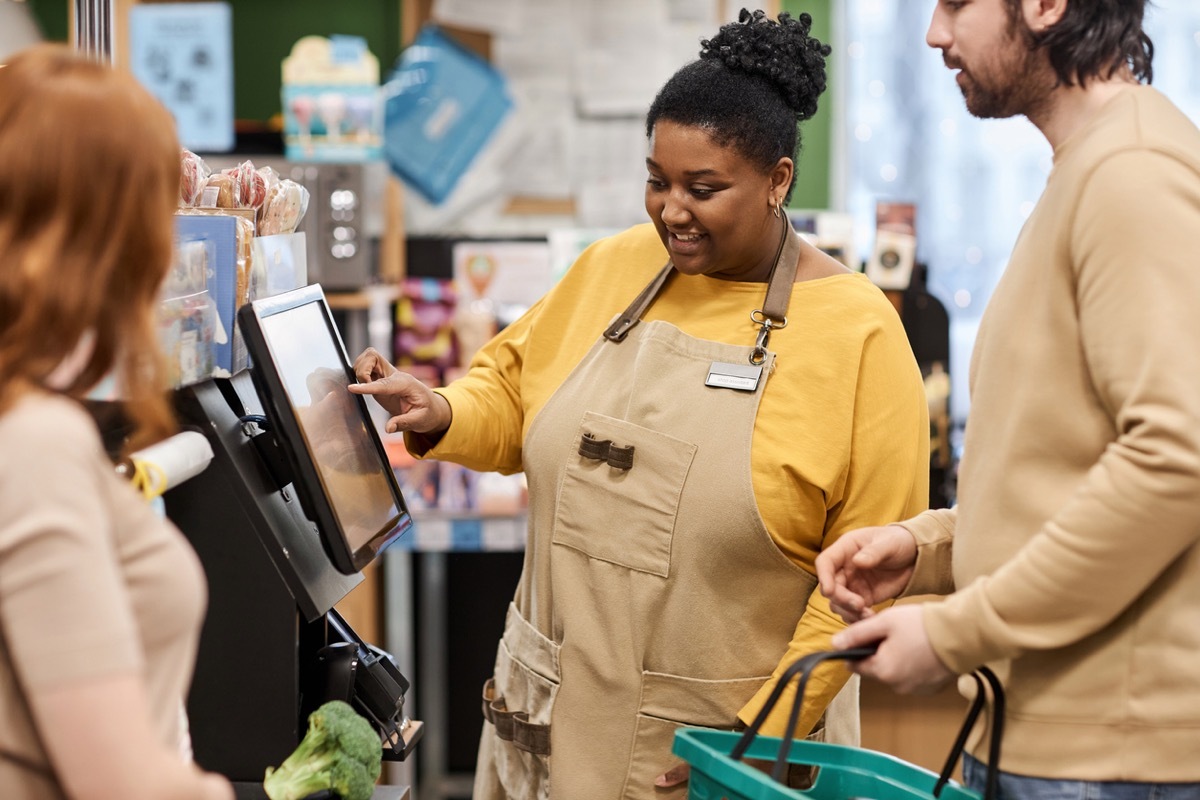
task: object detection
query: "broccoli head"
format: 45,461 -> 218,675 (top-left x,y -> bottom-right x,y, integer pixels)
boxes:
263,700 -> 383,800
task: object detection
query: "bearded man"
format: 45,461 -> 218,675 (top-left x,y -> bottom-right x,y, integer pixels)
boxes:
818,1 -> 1200,797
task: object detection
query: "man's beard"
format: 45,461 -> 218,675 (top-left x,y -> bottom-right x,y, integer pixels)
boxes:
953,29 -> 1053,120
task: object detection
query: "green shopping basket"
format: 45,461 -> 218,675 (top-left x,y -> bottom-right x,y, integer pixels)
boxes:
673,647 -> 1004,800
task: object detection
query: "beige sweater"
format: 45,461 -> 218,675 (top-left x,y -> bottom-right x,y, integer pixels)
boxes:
901,86 -> 1200,781
0,392 -> 207,798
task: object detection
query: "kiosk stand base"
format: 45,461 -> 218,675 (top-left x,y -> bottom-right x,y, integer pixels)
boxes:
166,376 -> 418,782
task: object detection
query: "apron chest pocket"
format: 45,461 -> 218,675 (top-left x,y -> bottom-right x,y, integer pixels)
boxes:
552,411 -> 697,578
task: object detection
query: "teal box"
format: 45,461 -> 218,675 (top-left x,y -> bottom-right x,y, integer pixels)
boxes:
382,25 -> 512,203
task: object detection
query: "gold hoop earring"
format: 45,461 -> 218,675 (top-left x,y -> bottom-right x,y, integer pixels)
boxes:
771,199 -> 781,219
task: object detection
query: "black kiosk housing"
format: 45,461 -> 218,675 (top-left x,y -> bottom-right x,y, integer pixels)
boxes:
164,284 -> 419,795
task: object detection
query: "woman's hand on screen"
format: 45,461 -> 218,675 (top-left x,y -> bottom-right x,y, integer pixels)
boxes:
352,347 -> 399,384
348,352 -> 451,435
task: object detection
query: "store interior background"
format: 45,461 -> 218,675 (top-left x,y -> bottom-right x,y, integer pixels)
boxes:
8,0 -> 1200,797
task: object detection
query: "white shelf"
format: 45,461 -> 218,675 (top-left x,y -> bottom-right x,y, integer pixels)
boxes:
397,510 -> 527,552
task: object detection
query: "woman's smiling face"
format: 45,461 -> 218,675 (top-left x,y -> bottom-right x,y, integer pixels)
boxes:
645,119 -> 792,282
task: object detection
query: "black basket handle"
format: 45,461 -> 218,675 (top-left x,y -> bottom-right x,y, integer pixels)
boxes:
730,646 -> 878,782
728,646 -> 1005,798
933,666 -> 1004,800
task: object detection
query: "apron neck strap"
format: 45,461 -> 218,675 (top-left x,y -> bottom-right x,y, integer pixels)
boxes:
761,217 -> 801,323
604,218 -> 801,344
604,264 -> 674,343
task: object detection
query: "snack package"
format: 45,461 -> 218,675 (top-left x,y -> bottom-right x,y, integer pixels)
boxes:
233,215 -> 254,311
179,149 -> 211,207
225,160 -> 257,209
158,238 -> 216,386
231,214 -> 256,372
252,165 -> 279,220
202,172 -> 237,209
259,178 -> 310,235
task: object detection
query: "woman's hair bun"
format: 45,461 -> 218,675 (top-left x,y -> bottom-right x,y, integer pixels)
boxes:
699,8 -> 831,121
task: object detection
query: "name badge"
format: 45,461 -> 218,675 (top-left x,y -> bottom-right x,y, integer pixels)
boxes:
705,361 -> 763,392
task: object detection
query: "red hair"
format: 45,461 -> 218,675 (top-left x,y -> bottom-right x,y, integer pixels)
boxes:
0,44 -> 181,449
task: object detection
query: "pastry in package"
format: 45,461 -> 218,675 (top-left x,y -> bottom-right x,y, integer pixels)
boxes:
233,215 -> 254,309
203,172 -> 237,209
225,161 -> 258,209
179,149 -> 211,207
259,179 -> 310,236
253,167 -> 279,222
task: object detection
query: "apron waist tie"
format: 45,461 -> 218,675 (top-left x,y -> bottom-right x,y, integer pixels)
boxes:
481,678 -> 552,756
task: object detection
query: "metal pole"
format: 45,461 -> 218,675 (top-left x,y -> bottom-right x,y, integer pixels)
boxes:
73,0 -> 114,64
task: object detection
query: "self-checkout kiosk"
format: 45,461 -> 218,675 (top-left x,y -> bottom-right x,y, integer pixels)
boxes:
164,284 -> 421,798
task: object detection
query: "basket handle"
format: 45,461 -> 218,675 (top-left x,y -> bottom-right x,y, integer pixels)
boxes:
933,666 -> 1004,800
729,646 -> 878,783
729,647 -> 1005,798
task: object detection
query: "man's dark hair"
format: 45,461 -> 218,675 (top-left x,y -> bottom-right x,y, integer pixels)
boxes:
1004,0 -> 1154,86
645,8 -> 830,202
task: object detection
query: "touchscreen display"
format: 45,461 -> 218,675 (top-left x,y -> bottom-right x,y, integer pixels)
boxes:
258,300 -> 400,552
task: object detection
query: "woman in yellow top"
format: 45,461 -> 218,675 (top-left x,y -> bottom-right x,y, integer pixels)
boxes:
351,10 -> 928,799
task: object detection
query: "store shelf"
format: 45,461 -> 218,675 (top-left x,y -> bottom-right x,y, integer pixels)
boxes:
384,514 -> 525,800
396,511 -> 527,553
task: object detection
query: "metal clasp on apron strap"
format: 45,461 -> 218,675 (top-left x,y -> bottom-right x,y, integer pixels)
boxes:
749,310 -> 788,366
746,217 -> 799,366
604,215 -> 801,372
481,678 -> 552,756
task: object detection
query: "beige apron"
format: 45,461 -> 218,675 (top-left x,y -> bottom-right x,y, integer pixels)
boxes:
473,224 -> 859,800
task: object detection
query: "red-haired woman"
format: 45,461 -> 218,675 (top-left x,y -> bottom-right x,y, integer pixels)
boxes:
0,45 -> 233,800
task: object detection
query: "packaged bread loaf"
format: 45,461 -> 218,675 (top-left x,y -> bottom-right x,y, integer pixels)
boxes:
203,172 -> 236,209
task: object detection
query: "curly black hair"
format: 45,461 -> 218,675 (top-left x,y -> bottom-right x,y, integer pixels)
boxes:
645,8 -> 831,202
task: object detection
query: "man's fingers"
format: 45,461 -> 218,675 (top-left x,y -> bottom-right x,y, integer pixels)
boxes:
831,613 -> 886,651
815,551 -> 844,596
655,763 -> 690,788
823,573 -> 868,618
829,600 -> 866,625
851,540 -> 887,569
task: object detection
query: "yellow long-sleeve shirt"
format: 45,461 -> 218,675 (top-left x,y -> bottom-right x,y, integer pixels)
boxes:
414,223 -> 929,735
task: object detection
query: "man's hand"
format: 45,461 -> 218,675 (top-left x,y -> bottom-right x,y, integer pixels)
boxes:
816,525 -> 918,623
655,763 -> 689,789
832,605 -> 954,694
656,757 -> 790,790
348,348 -> 451,435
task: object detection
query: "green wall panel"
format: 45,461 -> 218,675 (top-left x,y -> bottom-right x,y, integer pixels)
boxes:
223,0 -> 400,123
25,2 -> 829,204
26,0 -> 68,42
25,1 -> 400,123
781,0 -> 833,210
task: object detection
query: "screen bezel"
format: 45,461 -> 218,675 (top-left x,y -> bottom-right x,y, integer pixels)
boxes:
237,284 -> 412,574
